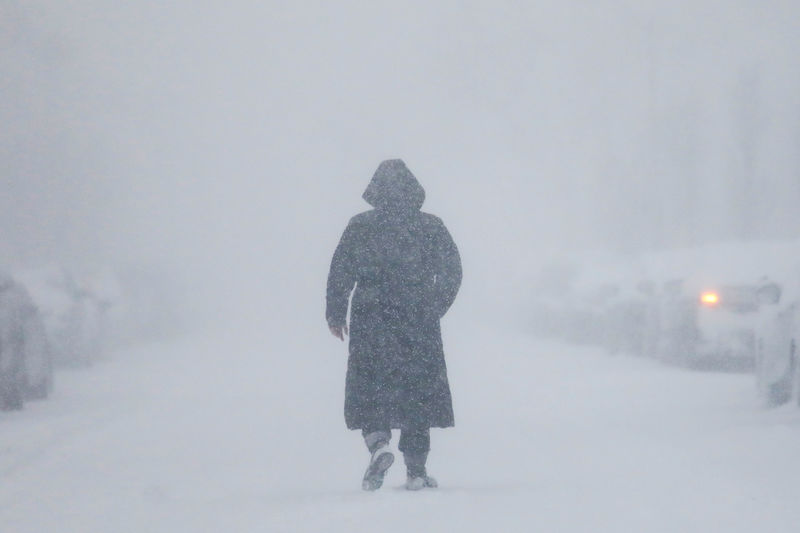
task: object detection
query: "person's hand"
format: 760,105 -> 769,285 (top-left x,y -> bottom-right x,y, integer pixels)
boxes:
329,324 -> 349,341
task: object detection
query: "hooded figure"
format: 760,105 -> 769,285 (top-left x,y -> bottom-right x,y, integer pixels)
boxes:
327,159 -> 462,491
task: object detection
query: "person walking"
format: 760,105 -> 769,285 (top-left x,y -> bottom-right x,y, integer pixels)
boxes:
326,159 -> 462,491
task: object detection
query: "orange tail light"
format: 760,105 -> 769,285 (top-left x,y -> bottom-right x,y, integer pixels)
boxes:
700,291 -> 719,306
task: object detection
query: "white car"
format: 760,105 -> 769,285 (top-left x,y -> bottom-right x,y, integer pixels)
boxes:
653,279 -> 760,369
0,274 -> 53,410
602,281 -> 654,356
754,282 -> 799,406
15,266 -> 104,367
20,295 -> 53,400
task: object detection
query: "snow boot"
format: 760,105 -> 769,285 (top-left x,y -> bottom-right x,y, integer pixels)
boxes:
362,443 -> 394,491
405,474 -> 438,491
404,452 -> 437,491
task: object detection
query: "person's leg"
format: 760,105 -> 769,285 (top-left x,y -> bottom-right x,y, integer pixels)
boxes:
361,428 -> 394,491
362,429 -> 391,453
399,428 -> 437,489
398,427 -> 430,473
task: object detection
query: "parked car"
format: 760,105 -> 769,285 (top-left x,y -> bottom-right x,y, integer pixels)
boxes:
652,278 -> 760,369
602,280 -> 654,356
21,298 -> 54,400
15,266 -> 104,367
0,272 -> 53,410
754,281 -> 800,406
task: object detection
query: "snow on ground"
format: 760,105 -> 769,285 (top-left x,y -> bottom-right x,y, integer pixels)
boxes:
2,319 -> 800,532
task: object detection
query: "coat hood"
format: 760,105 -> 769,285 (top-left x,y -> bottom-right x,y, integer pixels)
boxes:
362,159 -> 426,210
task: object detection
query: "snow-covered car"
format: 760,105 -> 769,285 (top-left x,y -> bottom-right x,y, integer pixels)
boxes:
532,256 -> 656,351
15,266 -> 105,367
0,273 -> 53,409
559,282 -> 621,345
20,300 -> 54,400
754,281 -> 800,406
653,279 -> 760,369
602,280 -> 655,356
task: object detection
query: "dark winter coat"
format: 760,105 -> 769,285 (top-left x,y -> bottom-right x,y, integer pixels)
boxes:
326,160 -> 462,430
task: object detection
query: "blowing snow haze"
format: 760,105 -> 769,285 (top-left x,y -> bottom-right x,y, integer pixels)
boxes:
5,3 -> 800,531
2,0 -> 799,325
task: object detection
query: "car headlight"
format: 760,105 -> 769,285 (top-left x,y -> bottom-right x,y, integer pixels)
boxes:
701,291 -> 719,306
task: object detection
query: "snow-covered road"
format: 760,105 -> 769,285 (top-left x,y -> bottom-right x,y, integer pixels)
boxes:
2,322 -> 800,533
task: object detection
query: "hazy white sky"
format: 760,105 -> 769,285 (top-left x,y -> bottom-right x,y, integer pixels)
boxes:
2,0 -> 798,320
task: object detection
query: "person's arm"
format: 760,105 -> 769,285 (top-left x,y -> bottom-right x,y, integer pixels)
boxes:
432,219 -> 462,318
326,221 -> 358,340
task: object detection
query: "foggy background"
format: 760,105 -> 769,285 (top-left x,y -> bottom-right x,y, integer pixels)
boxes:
2,0 -> 799,329
4,3 -> 800,530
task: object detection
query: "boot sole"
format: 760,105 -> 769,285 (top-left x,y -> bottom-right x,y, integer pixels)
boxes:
362,451 -> 394,491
